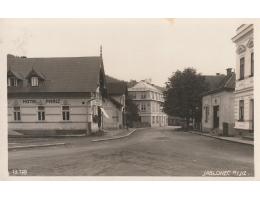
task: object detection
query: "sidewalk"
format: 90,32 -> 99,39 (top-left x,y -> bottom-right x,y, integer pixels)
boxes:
92,128 -> 136,142
8,128 -> 137,150
189,130 -> 254,146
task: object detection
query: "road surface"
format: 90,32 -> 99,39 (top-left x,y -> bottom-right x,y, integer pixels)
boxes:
8,127 -> 254,176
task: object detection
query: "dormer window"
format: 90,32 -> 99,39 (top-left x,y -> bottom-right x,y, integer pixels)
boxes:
26,68 -> 45,87
31,77 -> 39,87
8,77 -> 18,87
7,69 -> 22,87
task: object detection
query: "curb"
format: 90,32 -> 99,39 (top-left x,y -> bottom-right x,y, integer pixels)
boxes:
8,142 -> 66,150
189,131 -> 254,146
92,129 -> 137,142
8,134 -> 86,138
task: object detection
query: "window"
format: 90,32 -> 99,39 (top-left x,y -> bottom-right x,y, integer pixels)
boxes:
13,106 -> 21,121
239,57 -> 245,80
239,100 -> 244,121
8,77 -> 17,87
156,116 -> 159,123
131,92 -> 136,99
141,104 -> 146,111
31,77 -> 39,87
62,106 -> 70,120
152,92 -> 154,99
38,106 -> 45,121
251,52 -> 254,76
205,106 -> 209,123
141,92 -> 146,99
152,116 -> 155,124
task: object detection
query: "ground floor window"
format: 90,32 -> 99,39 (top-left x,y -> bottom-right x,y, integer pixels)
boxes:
152,116 -> 155,124
156,116 -> 159,123
141,103 -> 146,111
239,100 -> 244,121
13,106 -> 21,121
38,106 -> 45,121
62,106 -> 70,120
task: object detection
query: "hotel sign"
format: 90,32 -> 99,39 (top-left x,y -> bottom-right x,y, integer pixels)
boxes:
22,99 -> 61,104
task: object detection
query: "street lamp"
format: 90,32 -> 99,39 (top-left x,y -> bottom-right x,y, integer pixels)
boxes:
86,98 -> 95,136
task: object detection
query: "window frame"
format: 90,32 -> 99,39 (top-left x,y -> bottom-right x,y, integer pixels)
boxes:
13,106 -> 21,121
141,92 -> 146,99
37,106 -> 45,121
251,52 -> 254,76
239,100 -> 244,121
62,105 -> 70,121
8,77 -> 18,87
239,57 -> 245,80
141,103 -> 146,112
31,76 -> 39,87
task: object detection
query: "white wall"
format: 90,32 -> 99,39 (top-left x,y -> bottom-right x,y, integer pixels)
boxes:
8,97 -> 100,132
202,91 -> 234,132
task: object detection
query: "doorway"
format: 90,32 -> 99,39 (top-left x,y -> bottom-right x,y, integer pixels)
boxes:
213,105 -> 219,128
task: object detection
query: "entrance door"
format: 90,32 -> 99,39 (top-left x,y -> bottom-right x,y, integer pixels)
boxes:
213,106 -> 219,128
97,106 -> 102,128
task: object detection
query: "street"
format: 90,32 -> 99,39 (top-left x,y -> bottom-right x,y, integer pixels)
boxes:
8,127 -> 254,176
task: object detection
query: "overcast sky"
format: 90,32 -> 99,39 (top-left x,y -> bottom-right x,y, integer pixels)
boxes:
0,19 -> 252,86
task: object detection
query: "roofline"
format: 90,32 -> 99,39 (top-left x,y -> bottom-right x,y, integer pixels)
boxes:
232,24 -> 253,43
8,55 -> 101,59
201,87 -> 234,97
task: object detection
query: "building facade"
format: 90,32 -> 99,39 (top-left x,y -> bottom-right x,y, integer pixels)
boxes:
128,80 -> 168,127
102,81 -> 127,129
7,50 -> 107,135
202,69 -> 236,135
232,24 -> 254,135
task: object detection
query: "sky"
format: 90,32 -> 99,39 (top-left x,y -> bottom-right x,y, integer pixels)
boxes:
0,19 -> 251,86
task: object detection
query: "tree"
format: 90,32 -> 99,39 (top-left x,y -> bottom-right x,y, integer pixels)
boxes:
163,68 -> 209,129
125,96 -> 140,128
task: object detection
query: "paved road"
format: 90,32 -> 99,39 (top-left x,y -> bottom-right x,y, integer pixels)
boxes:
8,127 -> 254,176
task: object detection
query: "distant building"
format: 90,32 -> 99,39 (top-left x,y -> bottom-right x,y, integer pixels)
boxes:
7,48 -> 107,134
232,24 -> 254,136
128,80 -> 168,127
102,81 -> 127,129
201,69 -> 236,135
168,116 -> 185,126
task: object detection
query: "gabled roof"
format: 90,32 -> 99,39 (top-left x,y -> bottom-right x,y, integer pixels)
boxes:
7,55 -> 105,94
202,73 -> 236,96
203,75 -> 226,91
108,96 -> 124,109
7,69 -> 24,80
25,68 -> 46,80
128,80 -> 163,93
105,75 -> 128,108
106,81 -> 128,96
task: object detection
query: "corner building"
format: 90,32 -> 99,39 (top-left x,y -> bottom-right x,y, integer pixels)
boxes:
128,80 -> 168,127
232,24 -> 254,136
7,51 -> 107,134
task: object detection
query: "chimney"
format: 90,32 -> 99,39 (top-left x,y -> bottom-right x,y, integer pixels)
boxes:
226,68 -> 232,76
